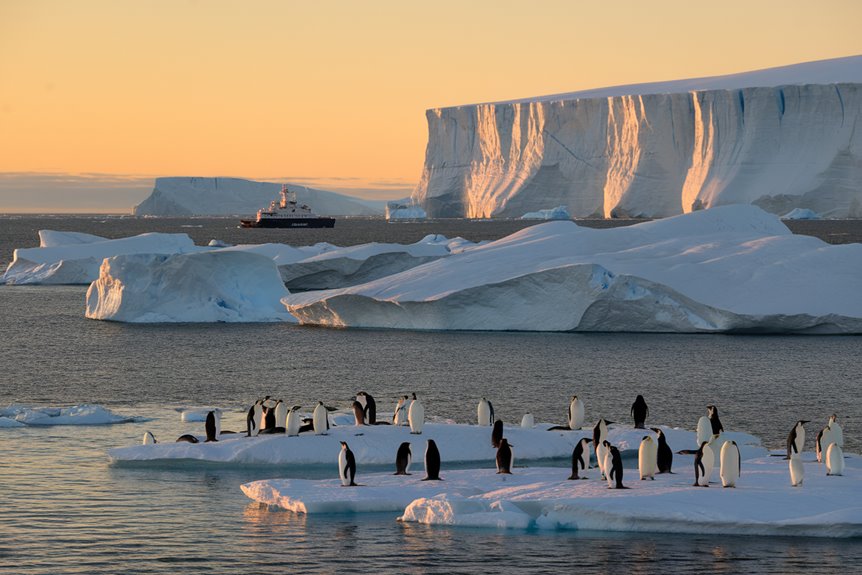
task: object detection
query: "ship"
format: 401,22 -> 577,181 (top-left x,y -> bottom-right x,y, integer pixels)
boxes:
240,185 -> 336,228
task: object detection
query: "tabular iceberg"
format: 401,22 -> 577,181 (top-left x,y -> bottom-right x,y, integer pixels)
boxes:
284,205 -> 862,333
413,55 -> 862,219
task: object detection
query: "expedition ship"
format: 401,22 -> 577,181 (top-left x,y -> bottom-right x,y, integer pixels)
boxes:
240,185 -> 336,228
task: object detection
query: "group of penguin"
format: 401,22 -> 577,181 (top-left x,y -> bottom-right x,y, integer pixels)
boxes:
144,392 -> 847,490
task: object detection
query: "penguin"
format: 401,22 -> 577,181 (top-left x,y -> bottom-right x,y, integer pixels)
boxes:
707,405 -> 724,435
786,420 -> 809,458
491,419 -> 504,448
408,395 -> 424,434
214,409 -> 222,438
338,441 -> 358,486
719,440 -> 741,488
828,414 -> 844,447
596,439 -> 609,479
205,410 -> 218,442
608,445 -> 627,489
477,398 -> 494,426
826,442 -> 844,476
261,396 -> 277,410
394,442 -> 412,475
593,418 -> 612,473
631,395 -> 649,429
695,416 -> 712,447
602,440 -> 614,486
568,438 -> 591,480
393,396 -> 409,426
521,413 -> 535,428
693,441 -> 714,487
142,431 -> 157,445
650,427 -> 674,474
285,405 -> 302,436
246,403 -> 259,437
816,425 -> 832,464
352,400 -> 365,426
274,401 -> 287,429
423,439 -> 442,481
568,395 -> 585,430
357,392 -> 377,425
496,438 -> 514,474
638,435 -> 657,480
789,452 -> 804,486
355,392 -> 367,411
313,401 -> 329,435
263,403 -> 276,430
176,434 -> 199,443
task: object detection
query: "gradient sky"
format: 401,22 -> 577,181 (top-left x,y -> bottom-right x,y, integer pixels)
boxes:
1,0 -> 861,212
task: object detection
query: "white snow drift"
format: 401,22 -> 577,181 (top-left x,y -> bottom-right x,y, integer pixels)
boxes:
86,250 -> 294,323
285,205 -> 862,333
414,55 -> 862,219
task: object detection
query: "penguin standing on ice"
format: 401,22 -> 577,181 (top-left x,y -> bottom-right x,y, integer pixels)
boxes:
274,401 -> 287,430
631,395 -> 649,429
394,442 -> 412,475
491,419 -> 504,448
521,413 -> 534,428
352,400 -> 366,426
786,420 -> 809,459
393,396 -> 409,426
356,392 -> 377,425
285,405 -> 302,436
826,443 -> 844,476
789,452 -> 805,486
205,410 -> 218,442
593,418 -> 612,476
477,398 -> 494,426
707,405 -> 724,435
408,394 -> 424,434
650,427 -> 673,473
693,441 -> 715,487
568,396 -> 585,430
142,431 -> 157,445
496,438 -> 514,474
338,441 -> 358,486
568,438 -> 591,480
719,440 -> 741,487
313,401 -> 329,435
608,445 -> 627,489
638,435 -> 657,480
423,439 -> 442,481
247,401 -> 263,437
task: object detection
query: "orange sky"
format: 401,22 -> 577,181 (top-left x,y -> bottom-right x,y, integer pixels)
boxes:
1,0 -> 861,210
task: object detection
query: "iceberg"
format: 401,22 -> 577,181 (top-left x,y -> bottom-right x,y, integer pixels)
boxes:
520,206 -> 571,220
414,55 -> 862,219
86,250 -> 294,323
284,206 -> 862,333
134,177 -> 383,217
0,404 -> 139,426
1,231 -> 196,285
781,208 -> 821,220
386,199 -> 427,220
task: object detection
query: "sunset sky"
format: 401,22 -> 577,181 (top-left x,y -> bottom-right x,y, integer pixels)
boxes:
1,0 -> 861,212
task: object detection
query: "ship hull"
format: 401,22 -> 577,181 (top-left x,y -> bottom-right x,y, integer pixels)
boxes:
240,218 -> 336,229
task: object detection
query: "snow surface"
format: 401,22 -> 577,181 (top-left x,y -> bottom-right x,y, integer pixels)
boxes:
285,206 -> 862,333
2,232 -> 196,285
108,420 -> 762,466
0,404 -> 138,426
242,455 -> 862,537
86,251 -> 294,323
415,56 -> 862,219
133,177 -> 382,217
520,206 -> 571,220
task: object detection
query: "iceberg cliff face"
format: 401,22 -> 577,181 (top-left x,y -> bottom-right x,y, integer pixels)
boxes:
414,57 -> 862,219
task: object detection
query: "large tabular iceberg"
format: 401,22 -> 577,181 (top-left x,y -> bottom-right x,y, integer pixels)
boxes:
284,205 -> 862,334
86,250 -> 294,323
414,55 -> 862,219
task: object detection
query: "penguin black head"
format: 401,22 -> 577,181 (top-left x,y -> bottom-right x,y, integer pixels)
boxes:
603,440 -> 611,448
642,435 -> 651,441
411,392 -> 417,400
340,441 -> 349,448
291,405 -> 301,411
650,427 -> 662,435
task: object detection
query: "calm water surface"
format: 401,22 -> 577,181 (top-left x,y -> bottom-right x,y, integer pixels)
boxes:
1,217 -> 861,574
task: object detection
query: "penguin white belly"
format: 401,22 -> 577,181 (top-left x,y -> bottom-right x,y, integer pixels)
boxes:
596,442 -> 608,477
408,401 -> 424,434
826,443 -> 844,476
338,450 -> 350,486
313,405 -> 327,435
638,439 -> 656,480
832,423 -> 844,448
602,450 -> 613,487
719,441 -> 740,488
789,454 -> 804,486
275,403 -> 287,429
520,413 -> 534,428
696,416 -> 711,447
698,445 -> 714,486
286,411 -> 301,436
214,411 -> 222,438
477,402 -> 491,426
570,400 -> 585,430
817,428 -> 834,463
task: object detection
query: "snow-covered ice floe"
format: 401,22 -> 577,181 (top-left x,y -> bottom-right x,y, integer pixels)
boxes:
243,457 -> 862,537
107,421 -> 762,467
520,206 -> 571,220
285,206 -> 862,333
86,250 -> 294,323
0,404 -> 139,426
1,231 -> 196,285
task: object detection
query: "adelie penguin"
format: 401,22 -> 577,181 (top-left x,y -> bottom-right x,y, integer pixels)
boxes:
477,397 -> 494,426
356,391 -> 377,425
408,394 -> 424,434
638,435 -> 657,480
423,439 -> 442,481
786,420 -> 809,459
568,438 -> 591,480
142,431 -> 157,445
313,401 -> 329,435
693,441 -> 715,487
568,395 -> 585,430
491,419 -> 504,448
352,400 -> 366,426
607,445 -> 628,489
593,418 -> 613,476
338,441 -> 358,486
247,401 -> 263,437
205,410 -> 218,442
394,442 -> 412,475
285,405 -> 302,437
496,438 -> 514,474
393,396 -> 409,426
650,427 -> 674,473
631,395 -> 649,429
826,442 -> 844,476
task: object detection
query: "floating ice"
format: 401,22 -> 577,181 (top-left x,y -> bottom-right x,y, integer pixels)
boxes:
0,404 -> 138,426
86,250 -> 294,323
520,206 -> 571,220
781,208 -> 821,220
285,206 -> 862,333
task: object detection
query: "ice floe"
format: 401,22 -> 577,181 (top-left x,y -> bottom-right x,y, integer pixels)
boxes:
519,206 -> 571,220
0,404 -> 139,426
285,206 -> 862,333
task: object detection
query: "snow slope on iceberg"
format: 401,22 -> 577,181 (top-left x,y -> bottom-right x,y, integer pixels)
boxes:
108,419 -> 761,467
284,206 -> 862,333
0,404 -> 139,426
86,250 -> 294,323
1,232 -> 196,285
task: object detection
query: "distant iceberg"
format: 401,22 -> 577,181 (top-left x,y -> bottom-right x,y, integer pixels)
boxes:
520,206 -> 571,220
0,404 -> 139,426
285,205 -> 862,334
781,208 -> 821,220
386,198 -> 427,220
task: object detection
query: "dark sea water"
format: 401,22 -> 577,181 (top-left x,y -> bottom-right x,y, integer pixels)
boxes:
1,216 -> 861,574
